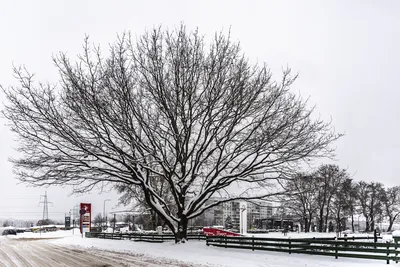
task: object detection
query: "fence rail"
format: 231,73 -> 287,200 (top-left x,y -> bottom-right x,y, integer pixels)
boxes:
86,232 -> 206,242
206,235 -> 399,264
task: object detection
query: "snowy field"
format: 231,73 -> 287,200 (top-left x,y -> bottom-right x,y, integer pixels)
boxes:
3,230 -> 386,267
1,229 -> 396,266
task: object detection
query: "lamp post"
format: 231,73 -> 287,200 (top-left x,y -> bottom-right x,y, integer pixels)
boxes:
103,199 -> 111,230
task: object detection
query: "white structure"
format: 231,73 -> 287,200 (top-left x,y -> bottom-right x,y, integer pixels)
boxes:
239,202 -> 247,235
202,197 -> 273,231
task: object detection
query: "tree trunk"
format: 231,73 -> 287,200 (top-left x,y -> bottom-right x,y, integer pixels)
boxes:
151,211 -> 157,230
318,209 -> 324,232
324,196 -> 332,232
370,219 -> 375,232
387,217 -> 394,232
175,216 -> 188,243
365,217 -> 370,232
304,217 -> 309,233
308,214 -> 313,232
351,214 -> 354,232
324,207 -> 330,232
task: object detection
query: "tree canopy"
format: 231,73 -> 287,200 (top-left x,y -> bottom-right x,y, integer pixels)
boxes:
1,25 -> 339,241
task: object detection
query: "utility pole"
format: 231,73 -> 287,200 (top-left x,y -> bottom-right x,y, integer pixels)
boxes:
39,191 -> 53,224
38,191 -> 53,234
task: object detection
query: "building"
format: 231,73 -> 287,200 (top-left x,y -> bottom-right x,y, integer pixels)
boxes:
202,198 -> 273,230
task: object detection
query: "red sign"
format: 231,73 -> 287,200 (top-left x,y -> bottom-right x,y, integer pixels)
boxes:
203,227 -> 241,237
80,203 -> 92,234
80,203 -> 91,214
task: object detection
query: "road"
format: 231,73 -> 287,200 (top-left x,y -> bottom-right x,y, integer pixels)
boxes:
0,237 -> 197,267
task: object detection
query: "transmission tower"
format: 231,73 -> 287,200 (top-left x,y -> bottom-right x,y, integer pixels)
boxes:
39,191 -> 53,221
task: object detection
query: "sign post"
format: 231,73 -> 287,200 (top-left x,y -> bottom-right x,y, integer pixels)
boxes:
79,203 -> 91,238
38,220 -> 43,236
65,216 -> 71,229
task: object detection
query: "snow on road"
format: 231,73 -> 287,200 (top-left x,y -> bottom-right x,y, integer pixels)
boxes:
0,233 -> 204,267
0,237 -> 124,267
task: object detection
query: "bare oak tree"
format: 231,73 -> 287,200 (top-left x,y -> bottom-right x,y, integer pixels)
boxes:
2,25 -> 339,241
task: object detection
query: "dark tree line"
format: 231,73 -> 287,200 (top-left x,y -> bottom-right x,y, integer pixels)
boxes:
283,164 -> 400,232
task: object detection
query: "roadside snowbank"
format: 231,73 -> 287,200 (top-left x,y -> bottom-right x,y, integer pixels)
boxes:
5,229 -> 80,240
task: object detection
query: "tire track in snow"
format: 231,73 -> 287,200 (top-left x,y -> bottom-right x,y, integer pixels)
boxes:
0,237 -> 206,267
0,238 -> 131,266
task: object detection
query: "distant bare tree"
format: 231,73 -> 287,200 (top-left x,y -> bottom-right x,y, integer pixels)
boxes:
383,186 -> 400,232
1,25 -> 340,242
284,173 -> 319,232
93,213 -> 104,228
330,177 -> 353,232
356,181 -> 385,232
2,220 -> 13,227
315,164 -> 349,232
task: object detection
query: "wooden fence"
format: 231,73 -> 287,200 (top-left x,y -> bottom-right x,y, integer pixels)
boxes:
206,235 -> 400,264
86,232 -> 206,242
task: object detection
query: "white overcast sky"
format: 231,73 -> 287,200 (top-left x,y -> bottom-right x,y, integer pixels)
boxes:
0,0 -> 399,221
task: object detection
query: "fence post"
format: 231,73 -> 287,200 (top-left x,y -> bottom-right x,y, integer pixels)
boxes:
225,236 -> 227,248
335,239 -> 338,259
386,241 -> 390,265
161,235 -> 164,242
395,241 -> 398,264
252,236 -> 254,251
119,233 -> 122,240
289,238 -> 291,255
206,236 -> 209,246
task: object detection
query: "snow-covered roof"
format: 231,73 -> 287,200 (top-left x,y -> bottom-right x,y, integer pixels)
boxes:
392,230 -> 400,237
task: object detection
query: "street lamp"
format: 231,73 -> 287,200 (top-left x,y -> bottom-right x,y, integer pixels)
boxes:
103,199 -> 111,230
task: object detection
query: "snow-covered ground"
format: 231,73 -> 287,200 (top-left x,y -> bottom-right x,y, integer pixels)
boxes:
6,228 -> 81,240
10,230 -> 387,267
